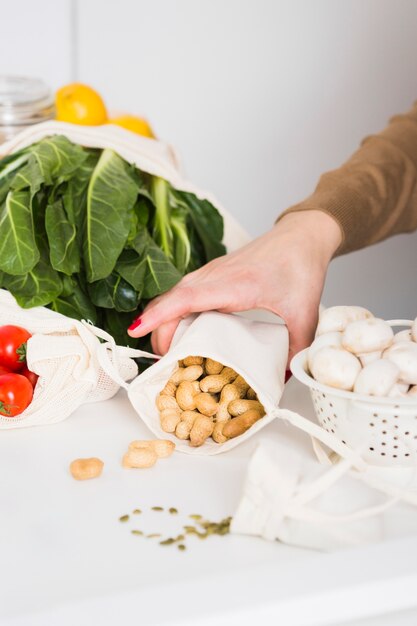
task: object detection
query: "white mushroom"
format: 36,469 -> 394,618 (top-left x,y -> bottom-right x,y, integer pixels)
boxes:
393,329 -> 412,343
310,346 -> 361,391
342,318 -> 394,354
353,359 -> 399,397
412,318 -> 417,343
388,383 -> 409,398
316,306 -> 373,336
358,351 -> 382,367
383,341 -> 417,385
307,331 -> 342,374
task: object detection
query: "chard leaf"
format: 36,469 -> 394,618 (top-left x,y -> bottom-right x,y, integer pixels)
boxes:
12,135 -> 87,191
60,274 -> 75,297
63,151 -> 100,227
116,249 -> 146,296
45,198 -> 79,275
129,167 -> 154,204
0,152 -> 31,203
88,272 -> 140,312
131,229 -> 181,299
83,149 -> 138,282
173,189 -> 226,262
0,147 -> 31,173
2,248 -> 62,307
0,190 -> 39,275
11,158 -> 44,194
51,280 -> 97,322
104,309 -> 140,348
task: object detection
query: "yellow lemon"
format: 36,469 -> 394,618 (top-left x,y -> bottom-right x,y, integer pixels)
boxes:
108,114 -> 155,138
55,83 -> 108,125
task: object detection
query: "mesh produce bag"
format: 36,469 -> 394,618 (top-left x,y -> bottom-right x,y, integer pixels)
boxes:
0,290 -> 138,429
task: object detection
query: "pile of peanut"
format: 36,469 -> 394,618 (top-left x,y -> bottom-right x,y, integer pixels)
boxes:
157,356 -> 265,446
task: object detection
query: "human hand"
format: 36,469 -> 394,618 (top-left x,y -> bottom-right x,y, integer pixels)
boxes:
128,211 -> 342,364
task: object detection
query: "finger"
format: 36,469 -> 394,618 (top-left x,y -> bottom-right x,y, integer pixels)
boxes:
151,318 -> 181,355
128,283 -> 238,338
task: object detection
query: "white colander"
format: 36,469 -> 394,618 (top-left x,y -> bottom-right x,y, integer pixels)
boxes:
290,320 -> 417,468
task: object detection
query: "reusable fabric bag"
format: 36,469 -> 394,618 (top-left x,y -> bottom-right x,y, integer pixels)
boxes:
230,427 -> 417,550
98,310 -> 289,454
0,289 -> 138,429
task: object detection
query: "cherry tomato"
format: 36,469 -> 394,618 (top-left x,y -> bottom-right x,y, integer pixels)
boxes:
20,365 -> 38,389
0,365 -> 11,376
0,325 -> 31,372
0,373 -> 33,417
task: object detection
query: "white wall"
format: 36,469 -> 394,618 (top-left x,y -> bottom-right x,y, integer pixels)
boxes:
1,0 -> 417,318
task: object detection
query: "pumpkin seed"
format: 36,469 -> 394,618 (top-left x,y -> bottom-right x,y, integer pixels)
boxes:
169,507 -> 178,514
119,515 -> 129,522
189,514 -> 202,520
133,509 -> 142,515
147,533 -> 162,538
178,544 -> 186,551
131,530 -> 143,536
152,506 -> 164,511
160,538 -> 175,546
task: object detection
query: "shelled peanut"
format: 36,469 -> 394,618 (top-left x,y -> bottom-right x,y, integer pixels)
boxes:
156,357 -> 265,446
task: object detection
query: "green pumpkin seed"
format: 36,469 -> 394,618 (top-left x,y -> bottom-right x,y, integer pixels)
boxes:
119,515 -> 129,522
160,538 -> 175,545
131,530 -> 143,536
178,544 -> 186,551
152,506 -> 164,511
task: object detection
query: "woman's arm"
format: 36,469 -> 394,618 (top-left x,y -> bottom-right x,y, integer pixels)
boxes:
279,102 -> 417,254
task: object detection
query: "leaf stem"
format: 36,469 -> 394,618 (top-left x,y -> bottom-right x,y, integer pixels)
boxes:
151,177 -> 173,259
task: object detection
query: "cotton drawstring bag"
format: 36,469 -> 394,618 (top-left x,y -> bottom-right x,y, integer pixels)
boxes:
0,289 -> 138,429
97,310 -> 289,454
230,386 -> 417,550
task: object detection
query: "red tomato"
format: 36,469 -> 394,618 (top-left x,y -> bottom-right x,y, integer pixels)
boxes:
20,365 -> 38,389
0,373 -> 33,417
0,325 -> 31,372
0,365 -> 11,376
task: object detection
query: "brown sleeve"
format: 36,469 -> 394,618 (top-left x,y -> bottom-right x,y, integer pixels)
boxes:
278,102 -> 417,255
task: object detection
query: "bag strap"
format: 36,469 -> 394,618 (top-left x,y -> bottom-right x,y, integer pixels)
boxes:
272,407 -> 417,510
84,321 -> 160,389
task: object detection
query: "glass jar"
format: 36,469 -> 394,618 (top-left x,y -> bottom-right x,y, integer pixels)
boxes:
0,76 -> 55,144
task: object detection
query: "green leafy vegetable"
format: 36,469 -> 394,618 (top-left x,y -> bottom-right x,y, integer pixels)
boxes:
83,149 -> 138,282
2,246 -> 62,307
45,198 -> 79,274
0,190 -> 39,275
0,135 -> 226,350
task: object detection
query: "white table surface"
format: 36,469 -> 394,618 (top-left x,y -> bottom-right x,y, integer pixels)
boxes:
1,377 -> 417,626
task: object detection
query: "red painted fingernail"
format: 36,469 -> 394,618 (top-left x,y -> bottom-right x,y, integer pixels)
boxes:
128,317 -> 142,331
